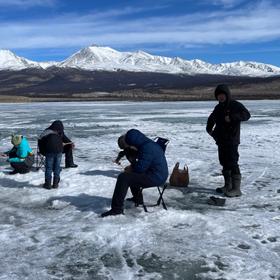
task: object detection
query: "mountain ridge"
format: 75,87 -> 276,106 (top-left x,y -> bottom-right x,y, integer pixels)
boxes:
1,46 -> 280,77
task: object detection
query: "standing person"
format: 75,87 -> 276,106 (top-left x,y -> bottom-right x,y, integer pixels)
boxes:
1,135 -> 34,175
102,129 -> 168,217
39,120 -> 64,189
39,120 -> 78,169
206,84 -> 251,197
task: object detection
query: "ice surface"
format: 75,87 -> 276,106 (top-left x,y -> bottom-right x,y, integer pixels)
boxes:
0,101 -> 279,280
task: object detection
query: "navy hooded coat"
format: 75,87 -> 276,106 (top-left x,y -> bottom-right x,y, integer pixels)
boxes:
125,129 -> 168,185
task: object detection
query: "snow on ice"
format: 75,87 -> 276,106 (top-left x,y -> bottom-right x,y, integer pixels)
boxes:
0,101 -> 279,280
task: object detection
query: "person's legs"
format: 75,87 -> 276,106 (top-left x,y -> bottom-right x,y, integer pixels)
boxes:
44,154 -> 54,189
225,145 -> 242,197
11,155 -> 35,174
64,145 -> 77,168
127,186 -> 143,204
216,145 -> 232,193
53,153 -> 62,188
102,172 -> 153,217
10,162 -> 29,174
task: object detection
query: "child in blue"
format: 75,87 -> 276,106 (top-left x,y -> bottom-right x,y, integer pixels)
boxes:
39,120 -> 64,189
2,135 -> 34,174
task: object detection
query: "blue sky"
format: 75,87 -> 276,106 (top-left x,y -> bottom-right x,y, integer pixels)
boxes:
1,0 -> 280,66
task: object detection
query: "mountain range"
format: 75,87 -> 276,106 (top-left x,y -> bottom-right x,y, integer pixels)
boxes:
1,45 -> 280,101
1,45 -> 280,77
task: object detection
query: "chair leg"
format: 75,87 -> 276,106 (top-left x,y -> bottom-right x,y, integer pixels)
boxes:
139,184 -> 168,212
143,203 -> 148,212
156,184 -> 168,210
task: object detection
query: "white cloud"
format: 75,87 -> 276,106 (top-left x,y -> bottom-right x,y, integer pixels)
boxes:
211,0 -> 245,8
0,0 -> 56,7
0,1 -> 280,51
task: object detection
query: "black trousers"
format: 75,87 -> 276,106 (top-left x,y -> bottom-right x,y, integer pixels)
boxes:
111,172 -> 154,211
218,144 -> 240,174
63,145 -> 74,167
9,154 -> 34,174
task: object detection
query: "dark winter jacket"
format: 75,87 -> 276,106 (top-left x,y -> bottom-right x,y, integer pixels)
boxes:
38,120 -> 65,155
206,84 -> 251,145
125,129 -> 168,185
48,120 -> 71,143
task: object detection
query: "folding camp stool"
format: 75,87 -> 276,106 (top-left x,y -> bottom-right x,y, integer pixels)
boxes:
35,145 -> 45,171
136,183 -> 168,212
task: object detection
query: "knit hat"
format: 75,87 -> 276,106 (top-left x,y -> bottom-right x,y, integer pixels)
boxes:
11,135 -> 23,146
118,134 -> 127,149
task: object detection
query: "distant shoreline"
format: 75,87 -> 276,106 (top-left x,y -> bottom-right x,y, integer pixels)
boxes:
0,93 -> 279,103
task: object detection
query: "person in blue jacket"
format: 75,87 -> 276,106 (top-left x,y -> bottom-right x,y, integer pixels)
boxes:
2,135 -> 34,174
101,129 -> 169,217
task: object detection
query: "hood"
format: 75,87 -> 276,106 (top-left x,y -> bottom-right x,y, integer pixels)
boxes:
214,84 -> 231,105
11,134 -> 23,146
39,129 -> 57,139
125,129 -> 150,148
48,120 -> 64,134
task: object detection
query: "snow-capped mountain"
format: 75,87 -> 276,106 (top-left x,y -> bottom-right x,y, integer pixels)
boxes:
0,50 -> 41,70
38,61 -> 58,69
1,46 -> 280,77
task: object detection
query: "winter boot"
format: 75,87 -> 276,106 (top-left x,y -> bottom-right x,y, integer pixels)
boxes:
216,170 -> 232,194
225,174 -> 242,197
52,177 -> 60,189
101,209 -> 124,218
43,179 -> 52,190
126,195 -> 144,206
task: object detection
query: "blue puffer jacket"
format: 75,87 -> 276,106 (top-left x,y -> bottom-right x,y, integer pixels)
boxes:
125,129 -> 168,185
8,137 -> 33,163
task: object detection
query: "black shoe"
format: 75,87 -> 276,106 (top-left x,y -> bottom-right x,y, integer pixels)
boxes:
9,170 -> 18,175
216,187 -> 224,194
65,164 -> 78,168
101,209 -> 124,218
43,183 -> 52,190
126,196 -> 143,205
207,196 -> 226,206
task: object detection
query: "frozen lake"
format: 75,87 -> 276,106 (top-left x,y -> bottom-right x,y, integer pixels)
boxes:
0,100 -> 279,280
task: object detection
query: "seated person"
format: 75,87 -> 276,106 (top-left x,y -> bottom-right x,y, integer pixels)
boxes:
102,129 -> 169,217
2,135 -> 34,175
39,120 -> 78,168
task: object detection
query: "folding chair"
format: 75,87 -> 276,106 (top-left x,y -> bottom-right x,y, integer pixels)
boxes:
35,142 -> 45,171
136,183 -> 168,212
136,137 -> 169,212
